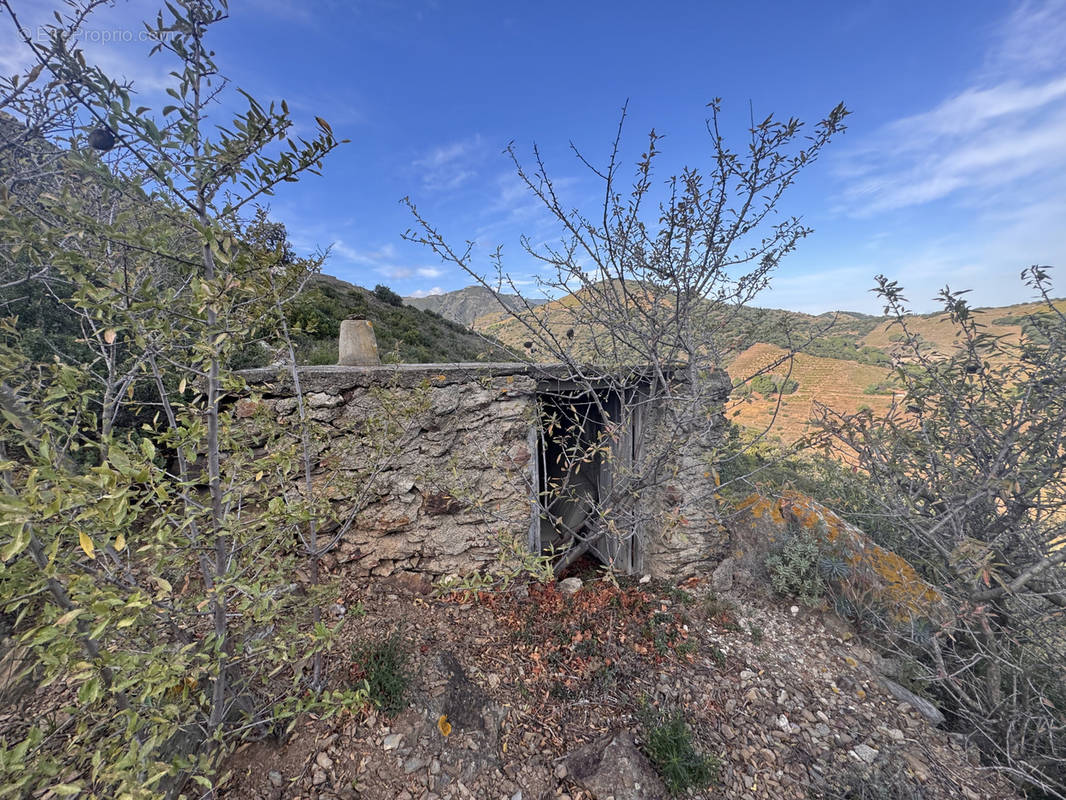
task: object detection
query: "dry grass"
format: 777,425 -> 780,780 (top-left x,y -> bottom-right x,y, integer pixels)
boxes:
727,343 -> 897,445
860,298 -> 1066,357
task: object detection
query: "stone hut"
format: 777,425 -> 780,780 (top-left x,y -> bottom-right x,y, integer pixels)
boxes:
239,360 -> 731,581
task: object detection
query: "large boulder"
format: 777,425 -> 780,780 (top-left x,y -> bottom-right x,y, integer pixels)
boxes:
727,491 -> 951,627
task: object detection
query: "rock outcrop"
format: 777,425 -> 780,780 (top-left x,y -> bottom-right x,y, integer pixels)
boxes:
727,491 -> 951,626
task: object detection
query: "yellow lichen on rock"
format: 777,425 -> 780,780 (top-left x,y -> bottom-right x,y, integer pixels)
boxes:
729,490 -> 951,627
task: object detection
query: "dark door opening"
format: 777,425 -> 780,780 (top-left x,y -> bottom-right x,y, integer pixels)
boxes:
529,387 -> 642,575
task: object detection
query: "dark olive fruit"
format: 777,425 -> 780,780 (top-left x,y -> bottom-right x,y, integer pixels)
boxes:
88,127 -> 115,152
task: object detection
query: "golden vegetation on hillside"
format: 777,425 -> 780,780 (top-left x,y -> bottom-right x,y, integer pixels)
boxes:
726,343 -> 897,445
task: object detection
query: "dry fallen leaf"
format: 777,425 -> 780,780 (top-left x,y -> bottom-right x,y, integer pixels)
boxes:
437,715 -> 452,737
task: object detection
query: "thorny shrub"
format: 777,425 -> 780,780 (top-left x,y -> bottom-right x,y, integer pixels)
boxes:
814,269 -> 1066,798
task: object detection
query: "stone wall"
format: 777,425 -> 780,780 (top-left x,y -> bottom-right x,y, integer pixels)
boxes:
646,367 -> 733,577
240,363 -> 731,580
243,364 -> 538,579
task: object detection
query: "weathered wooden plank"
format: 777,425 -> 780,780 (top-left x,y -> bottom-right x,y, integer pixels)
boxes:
527,424 -> 541,554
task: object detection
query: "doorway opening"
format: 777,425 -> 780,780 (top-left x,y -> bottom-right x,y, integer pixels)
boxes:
528,386 -> 644,576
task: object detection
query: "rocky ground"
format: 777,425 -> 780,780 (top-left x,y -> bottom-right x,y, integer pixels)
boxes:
221,568 -> 1019,800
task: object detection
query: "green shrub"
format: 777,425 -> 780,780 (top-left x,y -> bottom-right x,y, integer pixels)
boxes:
863,380 -> 896,395
750,374 -> 799,397
373,283 -> 404,306
749,374 -> 776,396
765,526 -> 825,605
639,706 -> 720,796
351,633 -> 410,716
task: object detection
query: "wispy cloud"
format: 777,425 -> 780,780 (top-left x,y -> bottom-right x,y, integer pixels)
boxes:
331,240 -> 393,264
329,239 -> 441,282
0,1 -> 194,97
986,0 -> 1066,77
839,0 -> 1066,216
411,134 -> 484,191
408,286 -> 444,298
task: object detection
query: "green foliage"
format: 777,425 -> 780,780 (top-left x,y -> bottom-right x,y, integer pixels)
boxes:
863,379 -> 897,395
638,705 -> 720,796
765,526 -> 826,605
351,633 -> 411,716
717,306 -> 885,364
992,310 -> 1058,347
749,373 -> 799,397
373,283 -> 404,307
265,278 -> 506,367
0,2 -> 373,795
803,335 -> 891,365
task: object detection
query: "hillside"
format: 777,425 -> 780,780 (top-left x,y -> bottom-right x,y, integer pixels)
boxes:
0,114 -> 506,370
276,275 -> 510,365
472,284 -> 890,367
860,298 -> 1066,356
403,285 -> 545,327
464,281 -> 1065,443
727,342 -> 898,445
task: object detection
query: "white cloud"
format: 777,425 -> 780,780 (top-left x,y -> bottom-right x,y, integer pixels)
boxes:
3,0 -> 366,113
330,240 -> 396,266
408,286 -> 444,298
411,135 -> 484,192
329,239 -> 432,282
838,0 -> 1066,217
987,0 -> 1066,78
0,1 -> 176,96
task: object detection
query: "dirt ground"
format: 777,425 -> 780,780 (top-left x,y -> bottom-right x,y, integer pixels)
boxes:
220,564 -> 1019,800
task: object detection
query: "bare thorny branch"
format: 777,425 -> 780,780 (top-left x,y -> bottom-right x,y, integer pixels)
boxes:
404,99 -> 848,571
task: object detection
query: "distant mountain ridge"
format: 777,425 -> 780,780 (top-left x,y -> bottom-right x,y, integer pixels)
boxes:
403,286 -> 546,327
468,280 -> 1066,366
437,279 -> 1066,444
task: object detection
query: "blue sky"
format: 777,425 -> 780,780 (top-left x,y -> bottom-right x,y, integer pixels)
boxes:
5,1 -> 1066,313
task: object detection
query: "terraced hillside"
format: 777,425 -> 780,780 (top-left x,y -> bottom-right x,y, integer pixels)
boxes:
473,287 -> 888,366
860,298 -> 1066,356
727,343 -> 898,445
464,280 -> 1066,445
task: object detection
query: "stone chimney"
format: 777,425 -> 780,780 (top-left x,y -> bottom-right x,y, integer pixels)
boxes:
338,319 -> 380,366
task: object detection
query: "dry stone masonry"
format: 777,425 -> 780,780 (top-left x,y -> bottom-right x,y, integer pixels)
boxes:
239,362 -> 731,581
